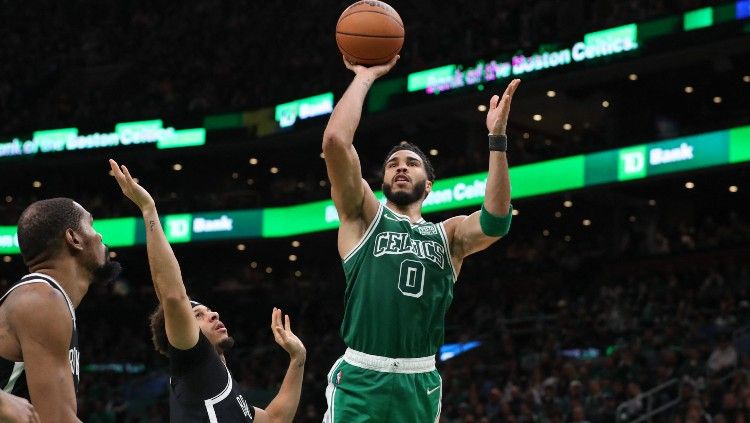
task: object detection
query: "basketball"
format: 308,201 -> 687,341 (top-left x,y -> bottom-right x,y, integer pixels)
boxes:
336,1 -> 404,66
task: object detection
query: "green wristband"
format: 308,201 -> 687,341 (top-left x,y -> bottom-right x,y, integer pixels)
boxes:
480,204 -> 512,237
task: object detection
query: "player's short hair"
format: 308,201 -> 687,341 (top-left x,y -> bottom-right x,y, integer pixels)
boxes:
382,142 -> 436,182
17,198 -> 85,265
149,304 -> 169,356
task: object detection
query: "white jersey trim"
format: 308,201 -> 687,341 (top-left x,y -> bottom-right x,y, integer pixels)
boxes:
383,204 -> 426,225
437,223 -> 458,282
204,364 -> 234,423
343,348 -> 436,373
18,273 -> 76,323
2,362 -> 24,393
342,203 -> 384,264
323,357 -> 344,423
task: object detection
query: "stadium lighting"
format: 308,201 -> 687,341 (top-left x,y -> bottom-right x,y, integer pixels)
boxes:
563,123 -> 572,131
554,211 -> 562,218
429,149 -> 439,156
582,219 -> 591,226
172,163 -> 182,171
236,244 -> 246,251
292,240 -> 300,247
288,255 -> 297,262
249,158 -> 258,165
522,132 -> 530,140
533,114 -> 543,121
512,209 -> 519,216
628,215 -> 637,222
546,90 -> 556,98
109,251 -> 117,258
564,235 -> 572,242
542,229 -> 550,236
319,152 -> 325,159
4,196 -> 11,203
602,100 -> 610,108
477,104 -> 487,112
684,86 -> 694,93
250,262 -> 258,269
648,199 -> 657,206
294,271 -> 302,277
270,167 -> 279,174
685,181 -> 695,189
563,200 -> 573,208
744,75 -> 750,83
32,180 -> 41,188
231,172 -> 239,179
729,185 -> 738,193
713,96 -> 722,104
628,73 -> 638,81
265,267 -> 273,274
246,179 -> 254,185
319,180 -> 327,187
3,256 -> 11,263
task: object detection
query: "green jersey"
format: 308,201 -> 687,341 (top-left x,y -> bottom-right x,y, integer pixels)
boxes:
341,204 -> 457,358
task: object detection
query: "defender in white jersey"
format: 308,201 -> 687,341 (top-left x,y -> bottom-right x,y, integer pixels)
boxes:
0,198 -> 122,422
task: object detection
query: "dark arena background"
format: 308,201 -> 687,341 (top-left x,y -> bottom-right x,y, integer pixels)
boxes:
2,0 -> 750,421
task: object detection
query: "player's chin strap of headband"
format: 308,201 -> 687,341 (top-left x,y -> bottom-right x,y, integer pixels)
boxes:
189,300 -> 204,308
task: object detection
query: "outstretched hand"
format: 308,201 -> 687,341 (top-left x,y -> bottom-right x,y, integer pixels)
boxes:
109,159 -> 155,212
343,54 -> 399,80
271,308 -> 306,363
486,79 -> 521,135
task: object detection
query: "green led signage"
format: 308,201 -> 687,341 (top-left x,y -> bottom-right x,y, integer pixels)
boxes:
274,92 -> 334,129
1,126 -> 749,254
0,120 -> 205,159
409,23 -> 638,95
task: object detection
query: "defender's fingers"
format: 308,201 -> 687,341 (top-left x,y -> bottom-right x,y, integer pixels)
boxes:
489,95 -> 500,110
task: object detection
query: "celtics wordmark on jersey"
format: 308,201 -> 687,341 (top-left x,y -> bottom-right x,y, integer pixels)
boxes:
341,204 -> 457,358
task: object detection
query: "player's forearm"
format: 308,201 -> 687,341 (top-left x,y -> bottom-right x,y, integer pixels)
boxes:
264,356 -> 306,423
483,151 -> 511,215
322,74 -> 373,148
140,205 -> 188,301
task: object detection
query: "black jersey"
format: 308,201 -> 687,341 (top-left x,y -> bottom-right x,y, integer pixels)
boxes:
169,332 -> 254,422
0,273 -> 79,397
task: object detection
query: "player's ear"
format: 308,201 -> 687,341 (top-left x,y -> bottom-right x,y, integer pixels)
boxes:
65,228 -> 85,252
424,180 -> 433,196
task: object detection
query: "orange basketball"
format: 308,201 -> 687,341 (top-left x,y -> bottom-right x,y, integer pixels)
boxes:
336,1 -> 404,66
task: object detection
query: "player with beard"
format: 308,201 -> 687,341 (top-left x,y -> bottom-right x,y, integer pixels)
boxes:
109,160 -> 306,423
0,197 -> 122,422
321,55 -> 519,422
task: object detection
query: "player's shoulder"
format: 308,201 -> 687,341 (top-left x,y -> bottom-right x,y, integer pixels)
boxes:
440,215 -> 468,238
3,282 -> 70,326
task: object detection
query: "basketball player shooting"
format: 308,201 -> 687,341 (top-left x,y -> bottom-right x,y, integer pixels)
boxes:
109,160 -> 306,423
321,55 -> 519,422
0,198 -> 122,422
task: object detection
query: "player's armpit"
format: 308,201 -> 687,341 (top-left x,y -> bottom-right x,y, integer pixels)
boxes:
444,211 -> 502,260
7,285 -> 81,423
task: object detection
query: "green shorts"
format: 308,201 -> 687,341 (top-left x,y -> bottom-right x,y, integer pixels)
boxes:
323,349 -> 442,423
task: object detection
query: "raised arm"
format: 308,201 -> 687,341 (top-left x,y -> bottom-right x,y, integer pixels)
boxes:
252,308 -> 306,423
323,56 -> 399,257
445,79 -> 520,262
9,286 -> 79,422
109,159 -> 199,351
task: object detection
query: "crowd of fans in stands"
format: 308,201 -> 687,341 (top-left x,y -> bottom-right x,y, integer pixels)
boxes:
0,0 -> 725,137
1,188 -> 747,422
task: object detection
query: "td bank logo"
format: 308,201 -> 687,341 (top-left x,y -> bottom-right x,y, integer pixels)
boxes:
618,146 -> 647,180
164,214 -> 192,243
